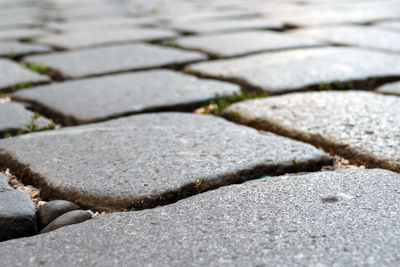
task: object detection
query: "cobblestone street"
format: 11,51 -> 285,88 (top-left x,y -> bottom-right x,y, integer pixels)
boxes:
0,0 -> 400,266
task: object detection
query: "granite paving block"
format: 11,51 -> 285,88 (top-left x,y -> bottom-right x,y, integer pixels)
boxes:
0,58 -> 50,90
0,41 -> 51,57
36,28 -> 178,50
1,169 -> 400,265
13,70 -> 240,125
291,25 -> 400,53
0,173 -> 37,241
0,28 -> 50,41
376,81 -> 400,96
0,102 -> 51,135
176,30 -> 322,57
224,91 -> 400,172
186,47 -> 400,93
167,18 -> 284,34
0,113 -> 331,211
24,43 -> 207,78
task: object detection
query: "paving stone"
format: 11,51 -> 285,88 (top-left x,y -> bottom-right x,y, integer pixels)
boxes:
224,91 -> 400,172
291,25 -> 400,53
0,41 -> 51,57
0,173 -> 37,241
167,18 -> 284,34
0,28 -> 50,41
0,58 -> 50,90
376,81 -> 400,96
24,43 -> 207,78
36,28 -> 178,50
1,169 -> 400,265
0,102 -> 51,136
0,113 -> 331,211
186,47 -> 400,93
40,210 -> 92,234
13,70 -> 240,125
375,20 -> 400,32
176,30 -> 322,57
37,200 -> 80,227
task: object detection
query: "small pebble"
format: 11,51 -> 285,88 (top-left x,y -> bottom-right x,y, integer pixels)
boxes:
37,200 -> 80,227
40,210 -> 92,234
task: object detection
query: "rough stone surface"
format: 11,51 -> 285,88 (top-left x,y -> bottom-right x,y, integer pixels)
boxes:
0,42 -> 51,57
0,102 -> 51,136
0,58 -> 50,90
24,43 -> 207,78
291,25 -> 400,53
13,70 -> 240,125
1,169 -> 400,265
0,28 -> 50,41
0,173 -> 37,241
36,28 -> 177,50
376,81 -> 400,96
37,200 -> 80,227
167,18 -> 284,34
186,47 -> 400,93
40,210 -> 92,234
0,113 -> 331,211
176,30 -> 322,57
224,91 -> 400,172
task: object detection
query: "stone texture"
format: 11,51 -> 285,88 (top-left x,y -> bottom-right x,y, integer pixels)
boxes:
40,210 -> 92,234
375,21 -> 400,32
0,42 -> 51,57
0,58 -> 50,90
1,169 -> 400,265
376,81 -> 400,96
36,28 -> 177,50
0,102 -> 51,136
13,70 -> 240,125
0,28 -> 50,41
0,113 -> 331,211
176,30 -> 322,57
37,200 -> 80,227
167,18 -> 284,34
224,91 -> 400,172
291,25 -> 400,53
24,43 -> 207,78
0,173 -> 37,241
186,47 -> 400,93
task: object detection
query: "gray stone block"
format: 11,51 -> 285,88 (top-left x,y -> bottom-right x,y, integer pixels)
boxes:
376,81 -> 400,96
0,42 -> 51,57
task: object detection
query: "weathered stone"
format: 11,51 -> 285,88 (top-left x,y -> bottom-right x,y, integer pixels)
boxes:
1,169 -> 400,265
176,30 -> 322,57
0,113 -> 331,211
186,47 -> 400,93
0,58 -> 50,90
0,173 -> 37,241
376,81 -> 400,96
0,102 -> 51,136
224,91 -> 400,172
13,70 -> 240,125
291,25 -> 400,53
36,28 -> 177,50
24,43 -> 206,78
37,200 -> 80,227
40,210 -> 92,234
0,42 -> 51,57
167,18 -> 284,34
0,28 -> 50,41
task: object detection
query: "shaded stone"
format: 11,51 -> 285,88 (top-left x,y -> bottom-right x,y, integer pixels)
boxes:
167,18 -> 284,34
24,43 -> 206,78
0,113 -> 331,211
40,210 -> 92,234
1,169 -> 400,265
37,200 -> 80,227
223,91 -> 400,172
376,81 -> 400,96
13,70 -> 240,125
0,41 -> 51,57
186,47 -> 400,93
36,28 -> 177,50
0,174 -> 37,241
176,30 -> 322,57
0,28 -> 50,41
291,25 -> 400,53
0,58 -> 50,90
0,102 -> 51,136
